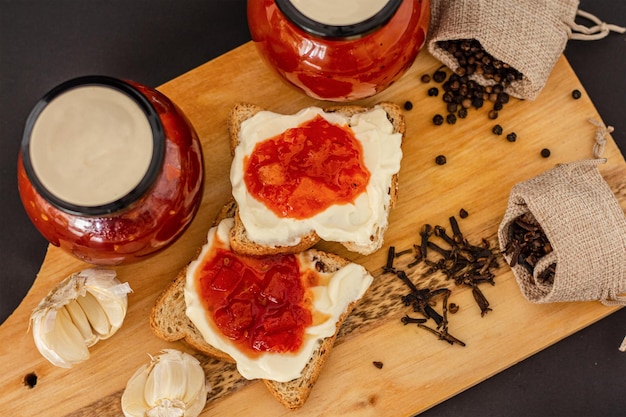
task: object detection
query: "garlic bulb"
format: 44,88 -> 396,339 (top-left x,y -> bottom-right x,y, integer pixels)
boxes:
121,349 -> 209,417
29,268 -> 132,368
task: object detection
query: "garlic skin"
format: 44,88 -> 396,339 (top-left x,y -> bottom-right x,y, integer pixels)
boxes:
29,268 -> 132,368
121,349 -> 209,417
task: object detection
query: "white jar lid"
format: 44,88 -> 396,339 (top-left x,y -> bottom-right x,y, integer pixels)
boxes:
22,76 -> 164,215
276,0 -> 403,38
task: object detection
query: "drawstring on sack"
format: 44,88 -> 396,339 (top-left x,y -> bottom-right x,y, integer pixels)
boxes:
588,118 -> 614,159
568,9 -> 626,41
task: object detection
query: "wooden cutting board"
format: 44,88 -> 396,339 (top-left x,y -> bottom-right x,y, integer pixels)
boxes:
1,42 -> 624,417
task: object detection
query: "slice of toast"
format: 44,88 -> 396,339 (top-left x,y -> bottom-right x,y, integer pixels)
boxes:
150,201 -> 371,410
227,102 -> 405,257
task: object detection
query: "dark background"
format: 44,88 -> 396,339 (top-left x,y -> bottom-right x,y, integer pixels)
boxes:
1,1 -> 624,416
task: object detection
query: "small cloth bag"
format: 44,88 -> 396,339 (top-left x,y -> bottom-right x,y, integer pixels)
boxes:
498,121 -> 626,307
427,0 -> 626,100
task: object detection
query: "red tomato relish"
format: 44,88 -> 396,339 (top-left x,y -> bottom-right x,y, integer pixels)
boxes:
243,115 -> 371,219
195,247 -> 315,355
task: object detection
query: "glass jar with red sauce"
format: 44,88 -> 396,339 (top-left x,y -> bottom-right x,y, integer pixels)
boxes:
17,76 -> 204,265
247,0 -> 430,102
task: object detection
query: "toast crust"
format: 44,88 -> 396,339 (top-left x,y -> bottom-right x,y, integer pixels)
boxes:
227,102 -> 405,257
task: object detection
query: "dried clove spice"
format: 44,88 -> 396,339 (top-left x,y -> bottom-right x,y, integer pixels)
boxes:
503,212 -> 555,285
385,212 -> 501,347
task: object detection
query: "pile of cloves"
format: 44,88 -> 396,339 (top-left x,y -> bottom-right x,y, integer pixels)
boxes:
425,38 -> 523,124
503,212 -> 555,285
384,214 -> 501,347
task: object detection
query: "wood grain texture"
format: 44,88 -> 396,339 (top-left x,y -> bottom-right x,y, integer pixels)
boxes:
1,42 -> 624,417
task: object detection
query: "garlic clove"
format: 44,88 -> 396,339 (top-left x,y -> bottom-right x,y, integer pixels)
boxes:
30,268 -> 132,368
31,306 -> 90,368
121,364 -> 152,417
64,296 -> 97,347
121,349 -> 209,417
76,291 -> 112,337
86,283 -> 129,334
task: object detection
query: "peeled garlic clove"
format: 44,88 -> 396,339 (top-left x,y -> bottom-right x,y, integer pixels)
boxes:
121,349 -> 209,417
30,268 -> 132,368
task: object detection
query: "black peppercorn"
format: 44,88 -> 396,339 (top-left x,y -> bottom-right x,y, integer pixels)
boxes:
492,124 -> 503,135
421,74 -> 431,83
433,114 -> 444,125
471,97 -> 484,109
541,148 -> 551,158
506,132 -> 517,142
459,208 -> 469,218
572,89 -> 582,99
493,102 -> 503,111
428,87 -> 439,97
435,155 -> 447,165
488,110 -> 498,120
457,108 -> 468,118
446,113 -> 457,124
433,67 -> 447,83
446,103 -> 458,113
404,101 -> 413,111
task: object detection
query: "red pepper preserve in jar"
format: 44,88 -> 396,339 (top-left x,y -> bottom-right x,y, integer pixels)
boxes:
17,76 -> 204,265
248,0 -> 430,101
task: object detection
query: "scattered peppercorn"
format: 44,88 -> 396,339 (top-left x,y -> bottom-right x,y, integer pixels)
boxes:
506,132 -> 517,142
488,110 -> 498,119
572,89 -> 582,99
421,74 -> 431,83
435,155 -> 447,165
372,361 -> 384,369
403,100 -> 413,111
433,66 -> 447,82
446,113 -> 457,124
449,303 -> 460,314
457,108 -> 468,119
428,87 -> 439,97
433,114 -> 444,125
459,208 -> 468,219
541,148 -> 551,158
492,124 -> 503,135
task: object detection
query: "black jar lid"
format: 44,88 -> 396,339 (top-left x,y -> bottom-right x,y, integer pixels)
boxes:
21,75 -> 165,216
275,0 -> 403,39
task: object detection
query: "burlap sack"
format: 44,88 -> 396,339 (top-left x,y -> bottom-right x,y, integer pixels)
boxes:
427,0 -> 580,100
498,122 -> 626,306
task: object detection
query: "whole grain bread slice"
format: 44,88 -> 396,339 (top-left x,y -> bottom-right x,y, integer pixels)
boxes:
149,201 -> 371,410
227,102 -> 405,257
